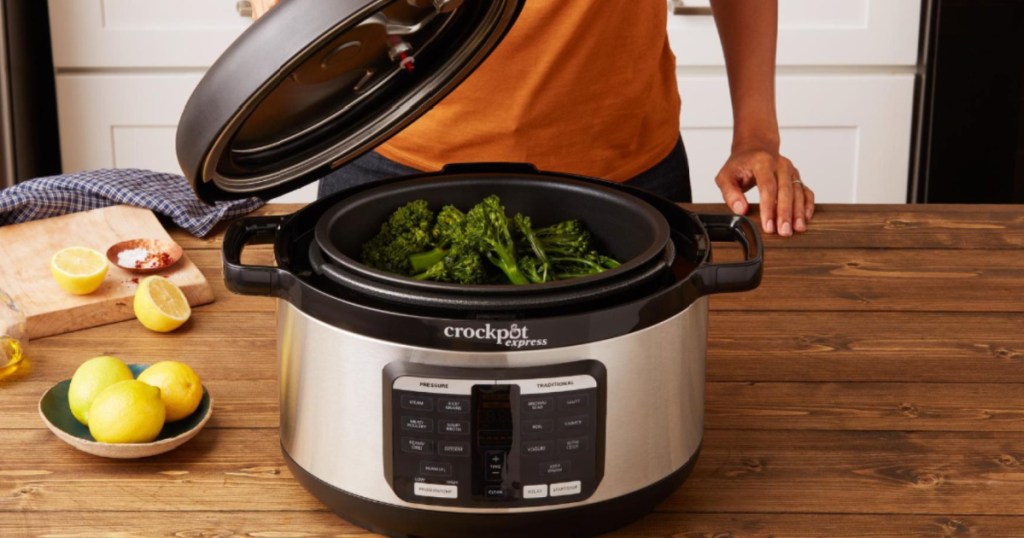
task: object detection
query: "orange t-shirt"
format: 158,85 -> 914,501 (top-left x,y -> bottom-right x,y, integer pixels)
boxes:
376,0 -> 681,182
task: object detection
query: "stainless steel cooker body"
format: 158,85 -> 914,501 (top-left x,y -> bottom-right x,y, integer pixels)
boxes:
278,296 -> 708,514
219,169 -> 764,538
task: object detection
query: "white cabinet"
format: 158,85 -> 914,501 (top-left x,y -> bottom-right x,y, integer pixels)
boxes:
680,74 -> 916,204
48,0 -> 250,69
670,0 -> 921,203
668,0 -> 921,66
48,0 -> 319,203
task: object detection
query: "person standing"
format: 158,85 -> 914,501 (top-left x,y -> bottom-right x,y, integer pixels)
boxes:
252,0 -> 813,237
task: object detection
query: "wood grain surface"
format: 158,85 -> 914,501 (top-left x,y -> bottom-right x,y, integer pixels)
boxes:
3,204 -> 1023,537
0,205 -> 214,339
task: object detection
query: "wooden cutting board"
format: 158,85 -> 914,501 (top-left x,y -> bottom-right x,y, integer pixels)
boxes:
0,205 -> 215,339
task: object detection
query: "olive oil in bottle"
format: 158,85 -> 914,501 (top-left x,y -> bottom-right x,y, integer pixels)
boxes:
0,335 -> 26,380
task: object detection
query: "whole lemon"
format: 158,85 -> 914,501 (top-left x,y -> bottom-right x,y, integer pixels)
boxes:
88,380 -> 166,443
68,355 -> 134,425
137,361 -> 203,422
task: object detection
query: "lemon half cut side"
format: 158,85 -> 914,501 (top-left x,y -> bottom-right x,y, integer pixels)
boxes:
133,276 -> 191,333
51,246 -> 108,295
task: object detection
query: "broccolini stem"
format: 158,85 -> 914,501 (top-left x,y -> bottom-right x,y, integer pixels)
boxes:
486,252 -> 530,285
408,247 -> 447,273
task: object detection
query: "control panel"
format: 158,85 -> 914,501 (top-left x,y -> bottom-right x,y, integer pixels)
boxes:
383,360 -> 606,507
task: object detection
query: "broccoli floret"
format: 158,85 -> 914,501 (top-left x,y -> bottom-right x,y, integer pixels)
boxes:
361,200 -> 435,274
533,219 -> 591,257
408,205 -> 469,273
444,247 -> 489,284
464,196 -> 529,285
514,215 -> 618,282
410,205 -> 491,284
517,255 -> 549,284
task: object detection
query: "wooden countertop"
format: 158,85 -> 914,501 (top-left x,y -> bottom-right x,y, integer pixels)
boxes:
3,204 -> 1024,536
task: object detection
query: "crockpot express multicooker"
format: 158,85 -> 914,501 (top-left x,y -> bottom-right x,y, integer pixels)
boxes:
176,1 -> 764,536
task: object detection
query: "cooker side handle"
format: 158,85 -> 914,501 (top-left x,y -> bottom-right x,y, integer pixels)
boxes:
694,213 -> 764,294
222,215 -> 289,297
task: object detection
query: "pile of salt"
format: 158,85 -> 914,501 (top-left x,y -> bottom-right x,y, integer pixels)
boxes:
117,247 -> 151,268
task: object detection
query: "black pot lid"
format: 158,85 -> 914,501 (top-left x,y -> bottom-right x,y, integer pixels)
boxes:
176,0 -> 523,202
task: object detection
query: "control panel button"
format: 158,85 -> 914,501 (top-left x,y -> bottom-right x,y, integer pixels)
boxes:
522,441 -> 554,457
560,437 -> 587,454
420,461 -> 452,477
438,397 -> 470,414
522,397 -> 554,414
540,460 -> 572,476
523,484 -> 548,499
559,415 -> 588,431
401,416 -> 433,433
550,480 -> 582,497
485,451 -> 505,481
400,394 -> 433,411
437,441 -> 470,457
438,419 -> 469,435
484,485 -> 508,499
400,438 -> 433,455
522,419 -> 553,435
414,482 -> 458,499
559,394 -> 589,410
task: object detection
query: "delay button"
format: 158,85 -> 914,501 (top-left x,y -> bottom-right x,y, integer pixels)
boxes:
523,484 -> 548,499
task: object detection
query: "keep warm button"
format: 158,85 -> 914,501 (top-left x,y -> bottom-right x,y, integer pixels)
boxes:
540,460 -> 572,476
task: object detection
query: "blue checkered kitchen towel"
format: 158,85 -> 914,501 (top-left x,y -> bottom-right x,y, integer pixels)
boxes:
0,169 -> 264,237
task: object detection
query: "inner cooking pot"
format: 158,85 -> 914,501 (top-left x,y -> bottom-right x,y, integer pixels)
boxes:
313,173 -> 671,296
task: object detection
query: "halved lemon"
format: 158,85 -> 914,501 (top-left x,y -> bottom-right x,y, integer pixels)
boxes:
133,276 -> 191,333
50,246 -> 108,295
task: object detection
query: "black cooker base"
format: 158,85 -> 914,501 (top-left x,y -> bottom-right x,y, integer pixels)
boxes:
283,443 -> 701,538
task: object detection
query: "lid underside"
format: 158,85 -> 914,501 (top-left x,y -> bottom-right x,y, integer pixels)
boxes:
177,0 -> 523,202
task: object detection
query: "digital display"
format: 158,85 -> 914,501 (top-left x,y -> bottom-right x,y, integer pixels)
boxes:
474,385 -> 514,449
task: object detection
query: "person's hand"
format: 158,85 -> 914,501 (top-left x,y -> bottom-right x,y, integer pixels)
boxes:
250,0 -> 281,20
714,143 -> 815,237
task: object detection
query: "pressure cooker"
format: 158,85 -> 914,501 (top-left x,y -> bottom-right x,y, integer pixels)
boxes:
176,1 -> 764,536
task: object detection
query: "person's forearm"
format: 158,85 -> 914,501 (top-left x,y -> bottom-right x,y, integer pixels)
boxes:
709,0 -> 780,152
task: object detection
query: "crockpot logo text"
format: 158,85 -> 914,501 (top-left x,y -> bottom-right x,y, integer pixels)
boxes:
442,323 -> 548,349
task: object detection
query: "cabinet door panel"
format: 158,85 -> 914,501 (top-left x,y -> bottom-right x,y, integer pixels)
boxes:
668,0 -> 921,66
48,0 -> 249,68
55,74 -> 316,203
679,74 -> 915,203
